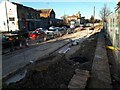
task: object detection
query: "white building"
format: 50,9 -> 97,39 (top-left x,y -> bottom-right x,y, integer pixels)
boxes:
0,0 -> 18,32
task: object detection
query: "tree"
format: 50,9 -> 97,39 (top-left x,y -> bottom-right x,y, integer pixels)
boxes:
61,14 -> 67,20
61,14 -> 68,25
99,4 -> 112,22
90,15 -> 95,23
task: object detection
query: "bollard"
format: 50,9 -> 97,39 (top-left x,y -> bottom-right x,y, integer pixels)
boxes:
25,39 -> 29,48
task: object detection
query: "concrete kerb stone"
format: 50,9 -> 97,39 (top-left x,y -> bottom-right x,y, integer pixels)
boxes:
89,32 -> 112,88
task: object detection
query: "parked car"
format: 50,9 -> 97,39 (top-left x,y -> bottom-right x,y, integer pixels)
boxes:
61,26 -> 67,30
81,26 -> 87,30
45,30 -> 54,40
54,27 -> 61,37
35,28 -> 48,34
61,26 -> 67,35
68,28 -> 75,34
48,26 -> 60,38
57,27 -> 64,36
29,29 -> 46,41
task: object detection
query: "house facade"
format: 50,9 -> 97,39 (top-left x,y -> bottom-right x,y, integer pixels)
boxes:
0,1 -> 49,32
0,1 -> 18,32
37,9 -> 64,27
65,12 -> 81,24
14,2 -> 50,31
50,19 -> 63,27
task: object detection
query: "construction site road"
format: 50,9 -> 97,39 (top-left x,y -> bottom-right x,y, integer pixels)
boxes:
2,28 -> 95,79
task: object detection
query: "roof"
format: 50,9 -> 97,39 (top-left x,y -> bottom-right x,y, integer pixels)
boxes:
37,9 -> 53,14
115,2 -> 120,11
12,2 -> 23,6
67,15 -> 78,18
12,2 -> 35,11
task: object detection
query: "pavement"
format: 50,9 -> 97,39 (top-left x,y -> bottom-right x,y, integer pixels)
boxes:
88,31 -> 112,89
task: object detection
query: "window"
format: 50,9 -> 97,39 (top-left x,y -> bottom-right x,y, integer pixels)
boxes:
3,22 -> 5,25
9,17 -> 15,21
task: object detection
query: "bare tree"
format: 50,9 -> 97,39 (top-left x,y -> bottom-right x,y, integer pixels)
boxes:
99,4 -> 112,22
90,15 -> 95,23
61,14 -> 68,25
61,14 -> 67,20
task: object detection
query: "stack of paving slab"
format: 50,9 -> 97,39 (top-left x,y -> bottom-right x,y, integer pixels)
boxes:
68,69 -> 90,89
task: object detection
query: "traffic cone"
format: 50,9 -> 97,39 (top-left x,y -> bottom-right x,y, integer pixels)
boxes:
20,41 -> 23,49
25,39 -> 29,48
44,37 -> 47,42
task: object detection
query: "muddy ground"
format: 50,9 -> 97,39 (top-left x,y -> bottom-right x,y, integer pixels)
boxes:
3,32 -> 99,89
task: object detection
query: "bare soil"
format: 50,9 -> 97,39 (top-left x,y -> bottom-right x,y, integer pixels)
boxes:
3,32 -> 99,89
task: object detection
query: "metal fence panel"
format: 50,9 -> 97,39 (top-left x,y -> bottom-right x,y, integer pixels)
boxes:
107,8 -> 120,76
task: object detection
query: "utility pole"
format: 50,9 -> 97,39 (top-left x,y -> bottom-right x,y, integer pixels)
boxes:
46,2 -> 50,28
64,10 -> 66,26
93,6 -> 95,28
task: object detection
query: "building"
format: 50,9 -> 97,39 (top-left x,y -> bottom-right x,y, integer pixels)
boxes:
65,12 -> 81,24
37,9 -> 55,19
50,19 -> 63,27
13,2 -> 40,31
37,9 -> 63,27
0,1 -> 18,32
80,17 -> 86,24
0,1 -> 49,32
37,9 -> 64,27
67,15 -> 78,21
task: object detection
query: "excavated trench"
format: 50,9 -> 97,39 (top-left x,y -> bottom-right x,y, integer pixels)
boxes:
2,32 -> 99,89
105,35 -> 120,89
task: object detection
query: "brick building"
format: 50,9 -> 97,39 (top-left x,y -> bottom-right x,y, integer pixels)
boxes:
65,12 -> 81,24
12,2 -> 49,31
37,9 -> 64,27
0,1 -> 49,32
37,9 -> 55,19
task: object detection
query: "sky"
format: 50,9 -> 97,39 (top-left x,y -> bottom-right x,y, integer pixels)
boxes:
0,0 -> 117,19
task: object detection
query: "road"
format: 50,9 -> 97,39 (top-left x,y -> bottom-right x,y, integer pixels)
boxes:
2,29 -> 90,78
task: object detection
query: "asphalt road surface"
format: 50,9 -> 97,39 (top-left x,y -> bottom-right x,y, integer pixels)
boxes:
2,29 -> 90,78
